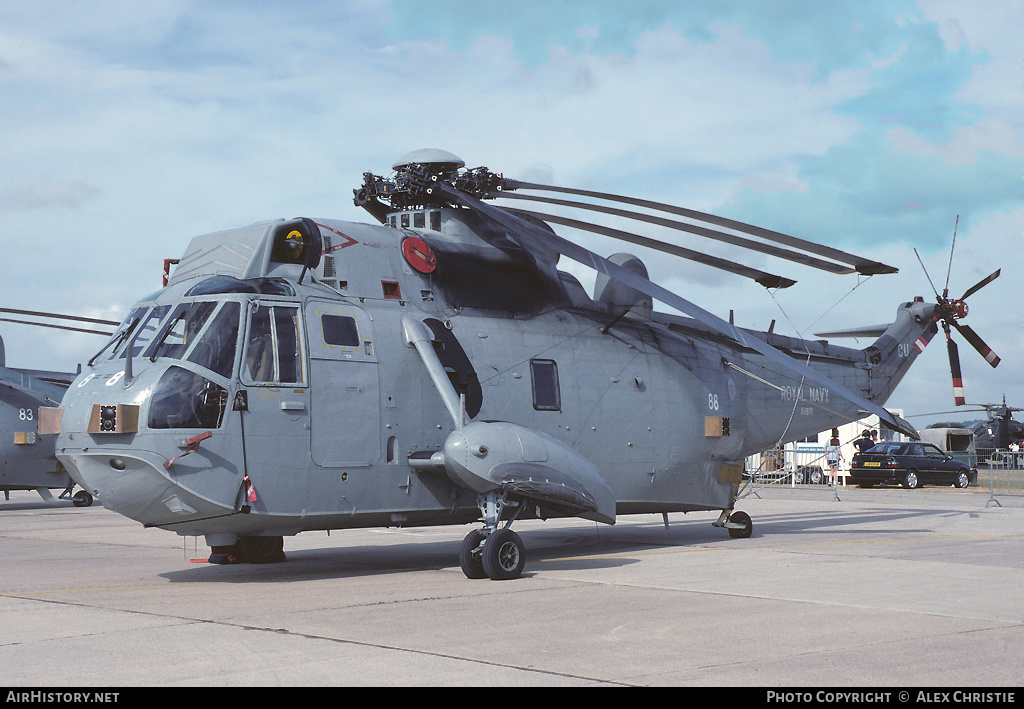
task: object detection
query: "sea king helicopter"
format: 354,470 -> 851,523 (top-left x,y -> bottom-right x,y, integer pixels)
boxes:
43,149 -> 1000,580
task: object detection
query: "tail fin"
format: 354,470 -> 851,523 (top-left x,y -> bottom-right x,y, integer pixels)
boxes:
860,300 -> 939,404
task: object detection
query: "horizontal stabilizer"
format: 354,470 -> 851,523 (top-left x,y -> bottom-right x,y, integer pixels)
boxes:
814,325 -> 889,339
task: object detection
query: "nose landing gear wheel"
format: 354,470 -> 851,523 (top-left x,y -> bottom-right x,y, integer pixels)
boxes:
481,528 -> 525,580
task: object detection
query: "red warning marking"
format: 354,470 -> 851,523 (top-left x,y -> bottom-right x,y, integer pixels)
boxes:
317,222 -> 360,253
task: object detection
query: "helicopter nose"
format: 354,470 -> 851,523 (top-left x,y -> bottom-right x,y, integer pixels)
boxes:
60,450 -> 195,524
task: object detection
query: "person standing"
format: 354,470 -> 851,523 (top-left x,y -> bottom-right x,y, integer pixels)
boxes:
826,429 -> 844,486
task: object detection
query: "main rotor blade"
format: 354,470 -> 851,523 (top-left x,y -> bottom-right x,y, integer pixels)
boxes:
505,207 -> 797,289
0,307 -> 120,327
951,320 -> 1001,368
0,317 -> 114,336
945,327 -> 966,405
493,191 -> 855,275
499,180 -> 899,276
438,182 -> 917,438
959,269 -> 1000,301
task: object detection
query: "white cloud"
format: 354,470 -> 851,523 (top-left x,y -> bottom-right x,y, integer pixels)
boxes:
0,1 -> 1019,427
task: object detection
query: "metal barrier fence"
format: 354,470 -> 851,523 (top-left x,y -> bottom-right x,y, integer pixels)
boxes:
983,449 -> 1024,506
743,445 -> 841,487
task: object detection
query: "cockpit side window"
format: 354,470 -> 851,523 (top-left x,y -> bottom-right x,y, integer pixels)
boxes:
244,304 -> 304,385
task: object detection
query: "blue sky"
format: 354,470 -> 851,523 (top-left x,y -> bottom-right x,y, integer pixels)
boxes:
0,0 -> 1021,424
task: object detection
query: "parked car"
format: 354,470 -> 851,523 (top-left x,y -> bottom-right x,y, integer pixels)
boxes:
849,442 -> 977,489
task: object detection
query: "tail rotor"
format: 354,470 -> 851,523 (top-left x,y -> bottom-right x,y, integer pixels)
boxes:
914,216 -> 1001,406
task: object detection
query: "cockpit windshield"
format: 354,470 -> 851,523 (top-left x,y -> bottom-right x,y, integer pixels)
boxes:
145,300 -> 241,379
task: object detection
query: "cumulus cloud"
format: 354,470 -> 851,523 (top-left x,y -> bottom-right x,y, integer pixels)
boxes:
0,0 -> 1019,424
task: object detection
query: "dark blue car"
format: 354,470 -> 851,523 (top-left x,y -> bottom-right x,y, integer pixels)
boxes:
849,442 -> 977,489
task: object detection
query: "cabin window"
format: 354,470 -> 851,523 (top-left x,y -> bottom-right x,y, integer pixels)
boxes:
429,211 -> 441,231
244,305 -> 304,385
321,315 -> 360,347
530,359 -> 560,411
413,212 -> 425,229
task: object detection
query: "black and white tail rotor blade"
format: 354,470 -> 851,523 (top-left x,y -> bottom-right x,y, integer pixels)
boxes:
959,269 -> 1000,301
951,320 -> 1000,368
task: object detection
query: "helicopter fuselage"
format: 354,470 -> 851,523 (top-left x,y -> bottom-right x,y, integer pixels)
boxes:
52,212 -> 939,551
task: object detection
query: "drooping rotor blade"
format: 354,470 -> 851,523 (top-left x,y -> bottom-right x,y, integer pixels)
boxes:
959,269 -> 1000,301
945,327 -> 966,405
494,191 -> 855,275
435,182 -> 918,439
497,180 -> 899,276
504,206 -> 797,289
951,320 -> 1000,368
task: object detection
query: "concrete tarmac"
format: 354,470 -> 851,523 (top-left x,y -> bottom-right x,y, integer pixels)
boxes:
1,484 -> 1022,687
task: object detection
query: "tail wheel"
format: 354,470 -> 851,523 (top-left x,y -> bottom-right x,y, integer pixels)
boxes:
481,528 -> 525,580
728,510 -> 753,539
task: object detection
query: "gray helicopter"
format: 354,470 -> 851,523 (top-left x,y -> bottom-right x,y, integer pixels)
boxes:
42,149 -> 1000,579
1,310 -> 117,505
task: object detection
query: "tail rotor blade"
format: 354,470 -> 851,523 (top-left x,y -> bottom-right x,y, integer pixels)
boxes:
945,328 -> 966,405
914,248 -> 941,300
952,320 -> 1001,368
959,269 -> 1000,301
942,216 -> 958,297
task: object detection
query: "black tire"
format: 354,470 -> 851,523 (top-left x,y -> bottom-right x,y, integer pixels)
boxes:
728,510 -> 753,539
481,528 -> 525,580
72,490 -> 93,507
240,535 -> 286,564
459,529 -> 487,579
954,470 -> 970,489
902,469 -> 919,490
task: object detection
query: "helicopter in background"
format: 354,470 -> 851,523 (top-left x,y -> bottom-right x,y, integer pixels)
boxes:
1,309 -> 118,505
41,149 -> 1001,580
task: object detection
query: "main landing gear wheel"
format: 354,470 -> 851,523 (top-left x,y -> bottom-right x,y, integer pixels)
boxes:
459,529 -> 488,579
727,510 -> 753,539
481,528 -> 526,580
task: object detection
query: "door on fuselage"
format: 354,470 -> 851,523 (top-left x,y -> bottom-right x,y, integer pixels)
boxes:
305,301 -> 380,469
237,300 -> 310,515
